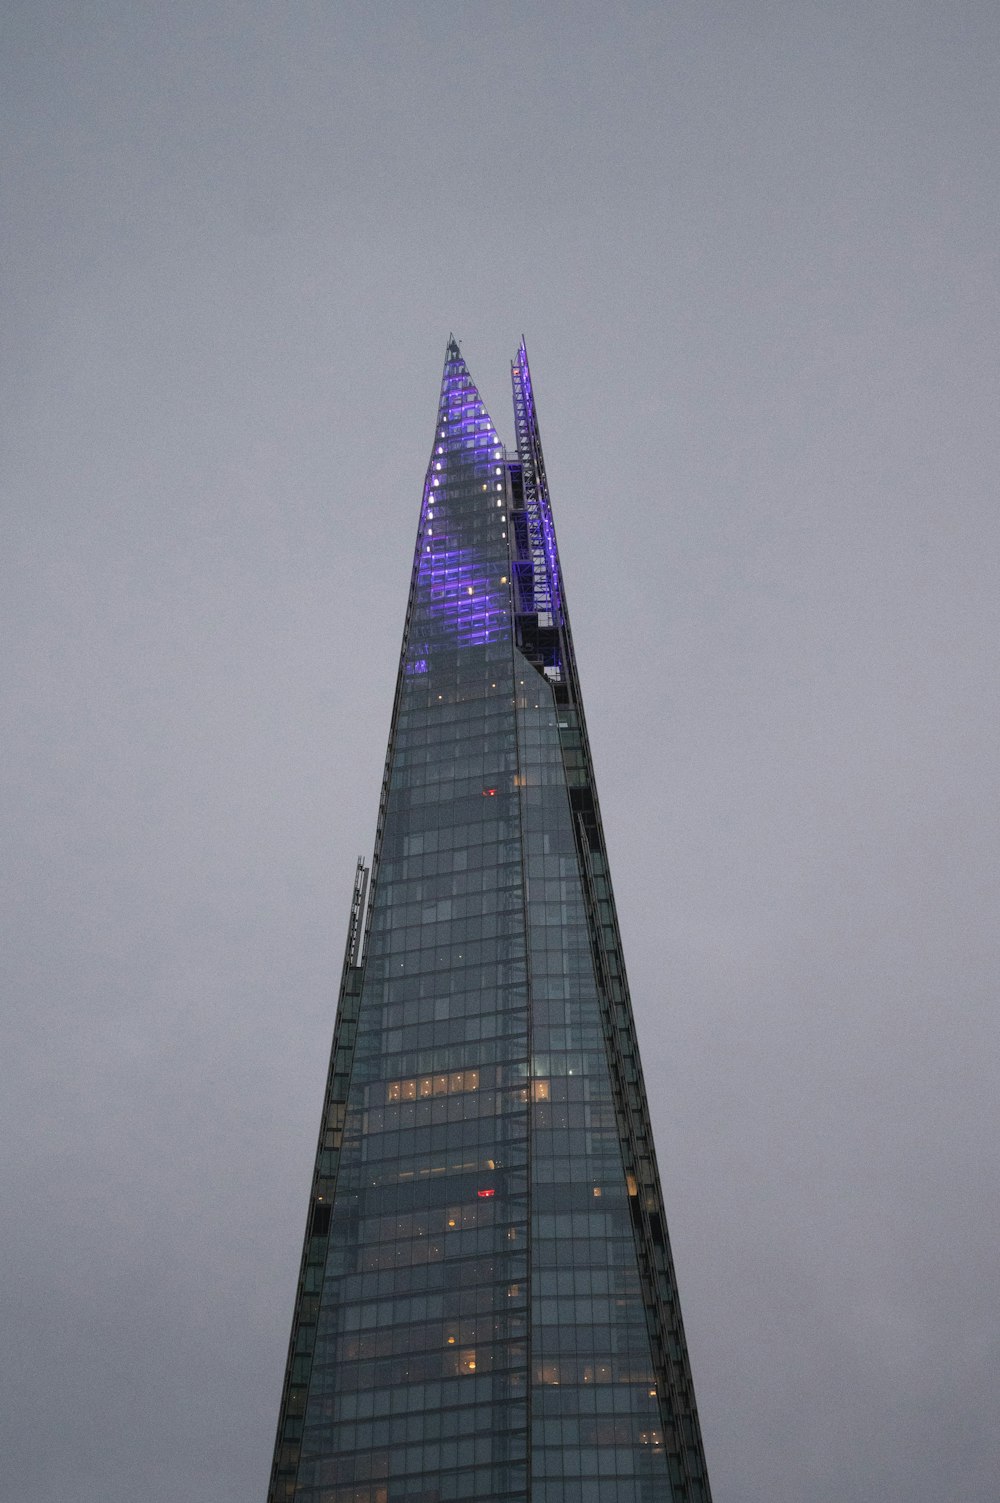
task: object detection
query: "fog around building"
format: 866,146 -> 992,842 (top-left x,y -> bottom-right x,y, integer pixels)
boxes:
3,3 -> 998,1499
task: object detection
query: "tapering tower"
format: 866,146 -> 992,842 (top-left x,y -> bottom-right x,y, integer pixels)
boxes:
268,340 -> 712,1503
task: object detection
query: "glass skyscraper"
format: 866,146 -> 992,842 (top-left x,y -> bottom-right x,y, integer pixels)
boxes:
268,340 -> 712,1503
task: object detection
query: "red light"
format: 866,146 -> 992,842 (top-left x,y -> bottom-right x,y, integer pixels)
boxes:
482,788 -> 497,796
477,1188 -> 495,1198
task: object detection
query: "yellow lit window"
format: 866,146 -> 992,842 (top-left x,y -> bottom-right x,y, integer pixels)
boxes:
386,1069 -> 483,1105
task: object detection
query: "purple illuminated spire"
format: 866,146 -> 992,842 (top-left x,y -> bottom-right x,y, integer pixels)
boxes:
267,338 -> 714,1503
406,338 -> 511,655
511,339 -> 563,631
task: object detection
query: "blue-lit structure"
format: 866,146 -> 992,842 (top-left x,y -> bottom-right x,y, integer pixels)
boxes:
268,340 -> 712,1503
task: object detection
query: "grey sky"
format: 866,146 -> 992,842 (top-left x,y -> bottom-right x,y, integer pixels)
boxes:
3,2 -> 998,1499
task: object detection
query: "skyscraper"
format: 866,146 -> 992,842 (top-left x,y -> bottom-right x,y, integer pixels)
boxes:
268,340 -> 712,1503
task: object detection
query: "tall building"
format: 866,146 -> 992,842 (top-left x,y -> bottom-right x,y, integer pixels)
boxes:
268,340 -> 712,1503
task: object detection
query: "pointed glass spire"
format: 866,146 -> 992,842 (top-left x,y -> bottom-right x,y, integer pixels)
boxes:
267,341 -> 712,1503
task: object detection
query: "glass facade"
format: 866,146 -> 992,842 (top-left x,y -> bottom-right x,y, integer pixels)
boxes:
268,342 -> 711,1503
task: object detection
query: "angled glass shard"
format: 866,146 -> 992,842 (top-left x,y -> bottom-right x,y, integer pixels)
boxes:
268,340 -> 712,1503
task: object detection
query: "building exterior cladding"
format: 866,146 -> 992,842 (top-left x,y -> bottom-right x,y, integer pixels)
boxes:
268,341 -> 711,1503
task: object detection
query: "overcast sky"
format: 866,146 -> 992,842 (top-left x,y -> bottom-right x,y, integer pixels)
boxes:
3,3 -> 998,1500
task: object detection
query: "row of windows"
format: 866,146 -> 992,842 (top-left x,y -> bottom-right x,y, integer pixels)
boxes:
375,897 -> 579,938
350,1199 -> 515,1242
349,1121 -> 529,1164
395,703 -> 514,733
299,1463 -> 526,1503
382,855 -> 522,885
341,1284 -> 527,1333
531,1027 -> 607,1054
333,1182 -> 628,1238
367,998 -> 528,1034
532,1235 -> 643,1270
533,1325 -> 657,1361
351,1228 -> 524,1274
375,915 -> 519,947
388,840 -> 521,870
531,1383 -> 659,1418
384,1068 -> 480,1102
318,1399 -> 510,1447
369,991 -> 523,1028
317,1436 -> 526,1488
339,1317 -> 526,1362
534,1359 -> 656,1387
388,777 -> 520,804
369,1058 -> 527,1093
339,1322 -> 523,1370
400,654 -> 513,689
325,1371 -> 527,1423
370,971 -> 528,1008
358,1038 -> 531,1083
391,736 -> 516,767
314,1343 -> 526,1391
532,1447 -> 664,1479
398,658 -> 512,689
348,1131 -> 615,1181
532,996 -> 607,1025
372,1014 -> 530,1057
380,874 -> 521,907
529,1482 -> 656,1503
365,955 -> 529,987
534,1418 -> 663,1448
330,1256 -> 529,1305
533,1164 -> 629,1198
399,659 -> 510,698
361,1096 -> 515,1134
386,801 -> 521,837
374,998 -> 529,1031
361,1089 -> 552,1134
532,1297 -> 644,1327
369,941 -> 588,976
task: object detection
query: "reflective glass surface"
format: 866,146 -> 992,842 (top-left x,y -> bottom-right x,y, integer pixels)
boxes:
296,353 -> 530,1503
272,343 -> 707,1503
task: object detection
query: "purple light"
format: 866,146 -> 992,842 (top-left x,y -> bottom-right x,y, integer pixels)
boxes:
407,343 -> 510,652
